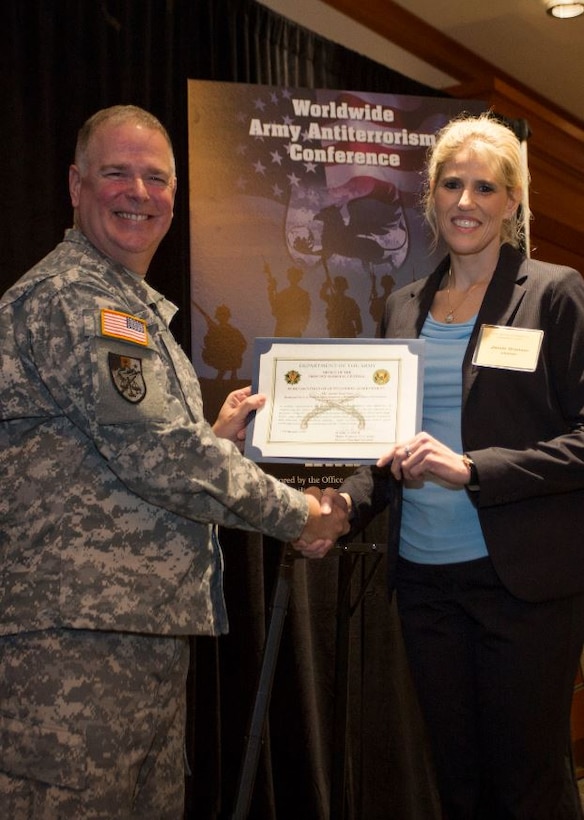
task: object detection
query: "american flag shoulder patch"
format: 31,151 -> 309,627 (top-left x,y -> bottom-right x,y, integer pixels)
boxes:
100,309 -> 148,346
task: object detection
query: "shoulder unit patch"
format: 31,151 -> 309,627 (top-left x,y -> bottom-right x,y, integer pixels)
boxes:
108,353 -> 147,403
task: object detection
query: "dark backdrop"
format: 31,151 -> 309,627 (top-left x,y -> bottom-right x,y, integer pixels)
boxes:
2,2 -> 444,817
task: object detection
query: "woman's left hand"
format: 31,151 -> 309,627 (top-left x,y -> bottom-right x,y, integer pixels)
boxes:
377,432 -> 471,486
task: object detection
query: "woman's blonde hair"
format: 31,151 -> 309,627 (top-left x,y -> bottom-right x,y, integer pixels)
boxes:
423,112 -> 530,249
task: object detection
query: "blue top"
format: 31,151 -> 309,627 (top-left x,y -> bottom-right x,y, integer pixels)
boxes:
399,313 -> 488,564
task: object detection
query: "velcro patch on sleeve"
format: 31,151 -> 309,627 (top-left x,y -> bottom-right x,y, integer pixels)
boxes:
100,309 -> 148,346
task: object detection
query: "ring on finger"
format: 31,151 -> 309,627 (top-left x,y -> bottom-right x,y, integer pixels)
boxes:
405,446 -> 412,457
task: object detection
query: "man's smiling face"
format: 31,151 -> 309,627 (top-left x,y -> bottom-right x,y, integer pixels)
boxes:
69,121 -> 177,276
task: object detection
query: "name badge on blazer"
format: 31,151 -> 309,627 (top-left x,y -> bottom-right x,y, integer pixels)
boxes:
472,325 -> 543,372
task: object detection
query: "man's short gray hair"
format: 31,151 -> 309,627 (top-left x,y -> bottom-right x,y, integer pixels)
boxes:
74,105 -> 175,175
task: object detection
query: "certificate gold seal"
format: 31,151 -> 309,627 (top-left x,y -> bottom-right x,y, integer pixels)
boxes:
373,369 -> 390,385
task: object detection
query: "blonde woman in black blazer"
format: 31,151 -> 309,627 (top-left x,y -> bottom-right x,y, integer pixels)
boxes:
330,114 -> 584,818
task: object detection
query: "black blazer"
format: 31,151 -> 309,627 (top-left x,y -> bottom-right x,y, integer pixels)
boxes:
341,244 -> 584,602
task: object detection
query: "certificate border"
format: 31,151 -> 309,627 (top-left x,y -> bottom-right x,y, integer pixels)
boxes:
244,337 -> 425,464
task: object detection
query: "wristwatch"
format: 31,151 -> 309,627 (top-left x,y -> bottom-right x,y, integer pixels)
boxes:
462,453 -> 480,491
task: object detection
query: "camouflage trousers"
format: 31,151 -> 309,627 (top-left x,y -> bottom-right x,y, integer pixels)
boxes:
0,628 -> 190,819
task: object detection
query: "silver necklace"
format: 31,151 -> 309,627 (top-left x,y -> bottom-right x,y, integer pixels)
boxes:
444,269 -> 489,324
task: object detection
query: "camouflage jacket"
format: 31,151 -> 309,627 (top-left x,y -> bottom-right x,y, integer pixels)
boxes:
0,230 -> 308,636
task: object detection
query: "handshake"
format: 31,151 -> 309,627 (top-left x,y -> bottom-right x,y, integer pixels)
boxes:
292,487 -> 352,559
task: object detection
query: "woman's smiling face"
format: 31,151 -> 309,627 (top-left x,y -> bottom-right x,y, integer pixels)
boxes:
432,145 -> 520,262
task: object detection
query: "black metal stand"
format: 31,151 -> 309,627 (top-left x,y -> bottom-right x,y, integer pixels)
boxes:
231,544 -> 296,820
230,541 -> 385,820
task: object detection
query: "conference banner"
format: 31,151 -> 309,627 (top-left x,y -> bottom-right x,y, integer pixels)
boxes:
188,80 -> 483,487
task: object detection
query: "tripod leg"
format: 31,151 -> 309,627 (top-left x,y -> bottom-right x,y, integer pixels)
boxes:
330,551 -> 355,820
231,544 -> 295,820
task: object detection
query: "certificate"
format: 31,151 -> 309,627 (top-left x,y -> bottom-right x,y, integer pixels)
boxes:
244,338 -> 425,464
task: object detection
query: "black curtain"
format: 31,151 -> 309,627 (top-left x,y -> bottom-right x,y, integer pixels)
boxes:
2,2 -> 444,817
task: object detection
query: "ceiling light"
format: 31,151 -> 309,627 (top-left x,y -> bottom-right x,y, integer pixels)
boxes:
543,0 -> 584,17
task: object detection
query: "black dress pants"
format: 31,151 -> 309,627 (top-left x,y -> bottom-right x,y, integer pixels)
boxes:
396,555 -> 584,820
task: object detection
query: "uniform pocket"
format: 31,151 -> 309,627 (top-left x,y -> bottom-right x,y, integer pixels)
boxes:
0,712 -> 87,790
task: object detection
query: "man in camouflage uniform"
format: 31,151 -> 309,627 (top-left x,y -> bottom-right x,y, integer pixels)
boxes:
0,105 -> 348,818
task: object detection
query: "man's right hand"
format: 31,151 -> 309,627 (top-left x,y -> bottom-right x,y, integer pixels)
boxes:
292,488 -> 350,558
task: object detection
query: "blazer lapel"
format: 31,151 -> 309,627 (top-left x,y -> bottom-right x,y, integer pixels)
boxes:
462,244 -> 528,404
392,263 -> 447,338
